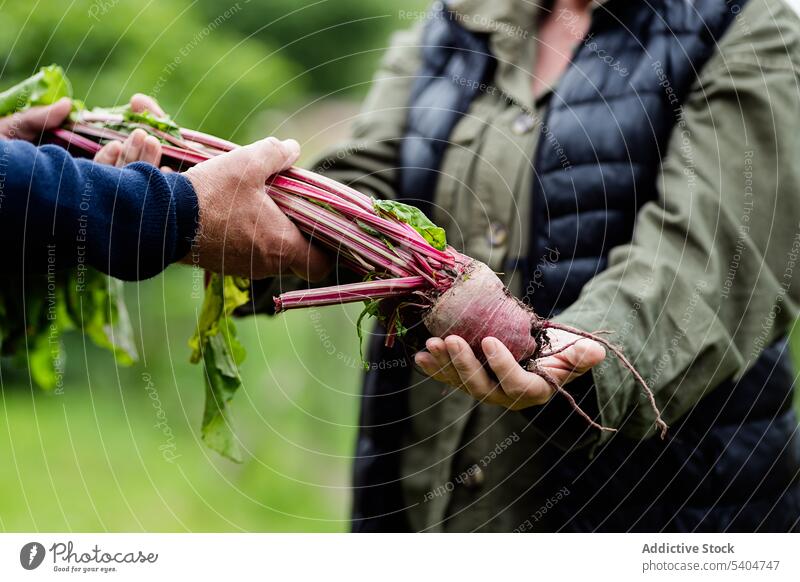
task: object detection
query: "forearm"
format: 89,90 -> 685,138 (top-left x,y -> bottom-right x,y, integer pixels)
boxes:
0,141 -> 197,280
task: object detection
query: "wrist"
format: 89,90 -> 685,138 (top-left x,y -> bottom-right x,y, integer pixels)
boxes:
164,171 -> 200,264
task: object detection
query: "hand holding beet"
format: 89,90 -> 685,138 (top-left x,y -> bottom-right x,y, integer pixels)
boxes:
415,331 -> 606,412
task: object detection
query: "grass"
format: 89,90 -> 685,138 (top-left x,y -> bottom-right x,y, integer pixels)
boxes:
0,267 -> 364,532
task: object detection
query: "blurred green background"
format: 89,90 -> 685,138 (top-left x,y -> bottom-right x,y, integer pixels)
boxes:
0,0 -> 426,532
1,0 -> 799,533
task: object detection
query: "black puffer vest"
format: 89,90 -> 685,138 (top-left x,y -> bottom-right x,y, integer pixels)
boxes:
352,0 -> 800,532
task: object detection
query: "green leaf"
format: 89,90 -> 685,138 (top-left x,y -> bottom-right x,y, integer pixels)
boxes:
122,108 -> 182,138
373,199 -> 447,251
356,299 -> 383,369
189,274 -> 250,462
66,269 -> 138,366
200,331 -> 244,463
79,103 -> 182,140
0,267 -> 137,391
0,65 -> 72,117
28,330 -> 62,391
355,219 -> 380,237
394,313 -> 409,339
188,274 -> 249,363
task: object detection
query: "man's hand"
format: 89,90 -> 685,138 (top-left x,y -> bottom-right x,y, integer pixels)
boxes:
94,94 -> 165,167
93,128 -> 162,167
182,137 -> 330,281
0,97 -> 72,140
414,329 -> 606,411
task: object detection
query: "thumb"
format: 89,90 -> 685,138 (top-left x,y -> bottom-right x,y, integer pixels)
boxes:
129,93 -> 165,117
242,137 -> 300,180
536,337 -> 606,387
482,337 -> 532,386
19,98 -> 72,135
562,338 -> 606,373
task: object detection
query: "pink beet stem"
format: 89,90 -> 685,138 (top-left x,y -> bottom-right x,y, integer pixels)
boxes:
285,166 -> 373,211
271,175 -> 451,267
270,189 -> 415,277
179,128 -> 239,152
69,122 -> 130,142
275,276 -> 429,312
51,128 -> 103,154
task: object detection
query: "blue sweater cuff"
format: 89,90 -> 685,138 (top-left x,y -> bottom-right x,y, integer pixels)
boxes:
124,162 -> 199,275
164,172 -> 199,263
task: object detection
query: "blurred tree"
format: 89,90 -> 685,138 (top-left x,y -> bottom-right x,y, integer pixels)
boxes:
195,0 -> 429,98
0,0 -> 303,139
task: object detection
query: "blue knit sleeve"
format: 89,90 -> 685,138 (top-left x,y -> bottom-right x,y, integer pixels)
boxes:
0,140 -> 198,280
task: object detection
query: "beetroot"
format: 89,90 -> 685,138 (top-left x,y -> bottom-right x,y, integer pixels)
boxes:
423,259 -> 538,363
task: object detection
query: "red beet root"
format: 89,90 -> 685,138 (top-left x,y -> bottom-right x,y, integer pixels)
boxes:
422,260 -> 538,362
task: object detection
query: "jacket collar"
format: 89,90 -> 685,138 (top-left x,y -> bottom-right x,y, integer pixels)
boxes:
443,0 -> 610,111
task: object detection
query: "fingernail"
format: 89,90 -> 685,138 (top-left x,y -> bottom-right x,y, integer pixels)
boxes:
282,139 -> 300,158
483,338 -> 497,357
445,335 -> 462,352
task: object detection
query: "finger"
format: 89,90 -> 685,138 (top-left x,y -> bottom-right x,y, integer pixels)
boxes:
140,135 -> 162,166
93,140 -> 122,165
422,338 -> 462,385
117,129 -> 147,167
444,336 -> 498,401
414,352 -> 456,384
245,137 -> 300,179
130,93 -> 165,117
160,166 -> 174,173
565,338 -> 606,372
483,337 -> 553,406
29,98 -> 73,131
288,241 -> 332,282
538,338 -> 606,385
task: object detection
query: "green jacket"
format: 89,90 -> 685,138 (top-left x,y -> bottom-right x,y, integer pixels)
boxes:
313,0 -> 800,531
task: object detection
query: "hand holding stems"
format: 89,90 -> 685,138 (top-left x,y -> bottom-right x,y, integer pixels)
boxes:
414,328 -> 606,411
97,130 -> 331,281
0,91 -> 164,169
87,95 -> 331,282
181,136 -> 331,281
1,90 -> 331,282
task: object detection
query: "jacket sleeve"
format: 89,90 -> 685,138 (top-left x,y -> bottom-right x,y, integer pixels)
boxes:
0,140 -> 198,281
544,8 -> 800,446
